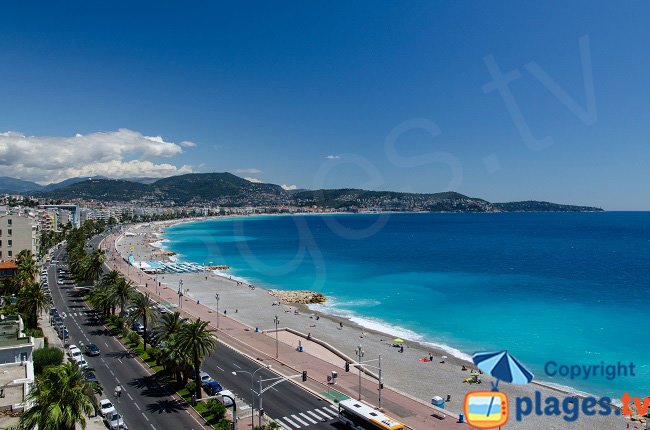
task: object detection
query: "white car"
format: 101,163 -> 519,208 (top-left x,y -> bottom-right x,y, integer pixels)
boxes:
76,358 -> 89,369
217,389 -> 234,407
199,371 -> 212,385
99,399 -> 116,417
68,347 -> 82,359
105,412 -> 127,430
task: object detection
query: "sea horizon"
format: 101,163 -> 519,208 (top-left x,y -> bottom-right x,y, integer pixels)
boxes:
159,211 -> 650,400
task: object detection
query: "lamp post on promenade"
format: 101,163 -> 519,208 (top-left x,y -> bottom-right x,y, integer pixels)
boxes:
215,293 -> 220,329
177,279 -> 183,309
273,316 -> 280,359
356,345 -> 364,401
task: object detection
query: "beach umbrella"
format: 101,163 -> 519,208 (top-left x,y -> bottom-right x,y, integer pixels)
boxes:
472,350 -> 533,385
393,338 -> 404,343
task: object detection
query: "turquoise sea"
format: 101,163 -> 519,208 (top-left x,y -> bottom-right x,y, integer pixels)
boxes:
161,212 -> 650,399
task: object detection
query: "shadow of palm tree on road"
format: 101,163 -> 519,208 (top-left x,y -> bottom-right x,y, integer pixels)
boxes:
128,375 -> 170,398
106,350 -> 135,359
145,399 -> 188,414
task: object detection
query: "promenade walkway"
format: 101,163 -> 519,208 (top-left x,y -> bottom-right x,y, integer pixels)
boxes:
100,232 -> 467,430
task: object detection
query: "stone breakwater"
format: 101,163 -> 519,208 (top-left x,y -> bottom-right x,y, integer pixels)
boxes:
269,290 -> 327,304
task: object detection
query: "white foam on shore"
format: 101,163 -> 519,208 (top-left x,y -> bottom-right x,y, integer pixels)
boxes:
308,301 -> 472,362
150,239 -> 169,250
211,270 -> 253,285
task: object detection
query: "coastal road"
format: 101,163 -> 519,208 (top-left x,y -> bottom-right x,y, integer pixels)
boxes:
201,344 -> 341,430
90,232 -> 343,430
48,247 -> 205,430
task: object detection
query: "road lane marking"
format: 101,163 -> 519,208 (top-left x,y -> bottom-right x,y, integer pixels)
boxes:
142,412 -> 149,421
291,414 -> 309,426
216,365 -> 224,372
109,370 -> 115,376
127,393 -> 134,401
299,413 -> 317,424
232,363 -> 241,369
150,425 -> 157,430
118,358 -> 123,364
327,405 -> 338,413
135,403 -> 141,411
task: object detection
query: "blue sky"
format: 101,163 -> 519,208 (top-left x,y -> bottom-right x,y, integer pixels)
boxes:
0,1 -> 648,209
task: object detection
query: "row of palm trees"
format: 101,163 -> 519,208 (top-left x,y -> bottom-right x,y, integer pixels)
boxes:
1,250 -> 50,330
66,222 -> 107,284
87,272 -> 217,400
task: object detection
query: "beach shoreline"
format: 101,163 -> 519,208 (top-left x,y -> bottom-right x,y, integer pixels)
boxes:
115,218 -> 629,430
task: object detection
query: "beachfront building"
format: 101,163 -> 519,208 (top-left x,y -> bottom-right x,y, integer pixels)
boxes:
0,315 -> 35,413
0,214 -> 38,260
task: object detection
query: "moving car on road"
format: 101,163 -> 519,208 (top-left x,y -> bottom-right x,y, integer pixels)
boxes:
84,343 -> 101,356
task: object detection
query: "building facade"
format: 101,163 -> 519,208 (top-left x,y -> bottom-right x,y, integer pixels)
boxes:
0,214 -> 38,260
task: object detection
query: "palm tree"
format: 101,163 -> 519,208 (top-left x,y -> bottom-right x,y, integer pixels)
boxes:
16,250 -> 37,281
175,318 -> 217,399
100,270 -> 121,288
110,277 -> 136,318
155,311 -> 185,342
18,362 -> 99,430
129,292 -> 159,351
159,335 -> 192,385
83,249 -> 105,283
17,282 -> 49,329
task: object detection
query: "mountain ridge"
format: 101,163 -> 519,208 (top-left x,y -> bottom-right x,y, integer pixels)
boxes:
7,172 -> 602,212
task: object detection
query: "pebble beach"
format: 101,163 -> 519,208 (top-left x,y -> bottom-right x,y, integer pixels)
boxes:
113,219 -> 631,430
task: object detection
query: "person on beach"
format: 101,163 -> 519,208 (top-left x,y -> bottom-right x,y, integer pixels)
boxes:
429,352 -> 433,362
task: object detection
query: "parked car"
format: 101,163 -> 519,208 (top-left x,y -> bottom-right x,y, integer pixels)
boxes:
76,358 -> 89,369
131,321 -> 144,333
68,344 -> 81,358
203,381 -> 223,396
84,371 -> 98,383
200,371 -> 213,386
99,399 -> 116,417
105,412 -> 127,430
84,343 -> 101,356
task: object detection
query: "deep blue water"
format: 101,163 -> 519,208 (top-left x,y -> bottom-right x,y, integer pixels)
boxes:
162,212 -> 650,398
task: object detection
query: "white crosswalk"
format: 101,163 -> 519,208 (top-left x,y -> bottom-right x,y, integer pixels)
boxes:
274,405 -> 338,429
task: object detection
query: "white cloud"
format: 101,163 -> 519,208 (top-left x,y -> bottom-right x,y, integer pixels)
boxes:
180,140 -> 197,148
0,129 -> 194,183
244,177 -> 262,183
281,184 -> 298,190
234,168 -> 262,174
325,155 -> 341,160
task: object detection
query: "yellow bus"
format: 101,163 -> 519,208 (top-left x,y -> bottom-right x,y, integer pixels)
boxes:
338,399 -> 405,430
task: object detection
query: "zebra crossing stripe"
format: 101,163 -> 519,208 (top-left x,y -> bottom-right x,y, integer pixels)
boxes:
274,419 -> 293,430
320,407 -> 337,418
312,408 -> 334,419
281,416 -> 301,428
327,404 -> 338,413
291,415 -> 309,426
306,410 -> 324,421
299,413 -> 317,424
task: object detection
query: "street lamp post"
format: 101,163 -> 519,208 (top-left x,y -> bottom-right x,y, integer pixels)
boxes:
356,345 -> 364,401
178,279 -> 183,309
273,316 -> 279,359
215,293 -> 220,329
232,364 -> 271,429
220,394 -> 236,430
